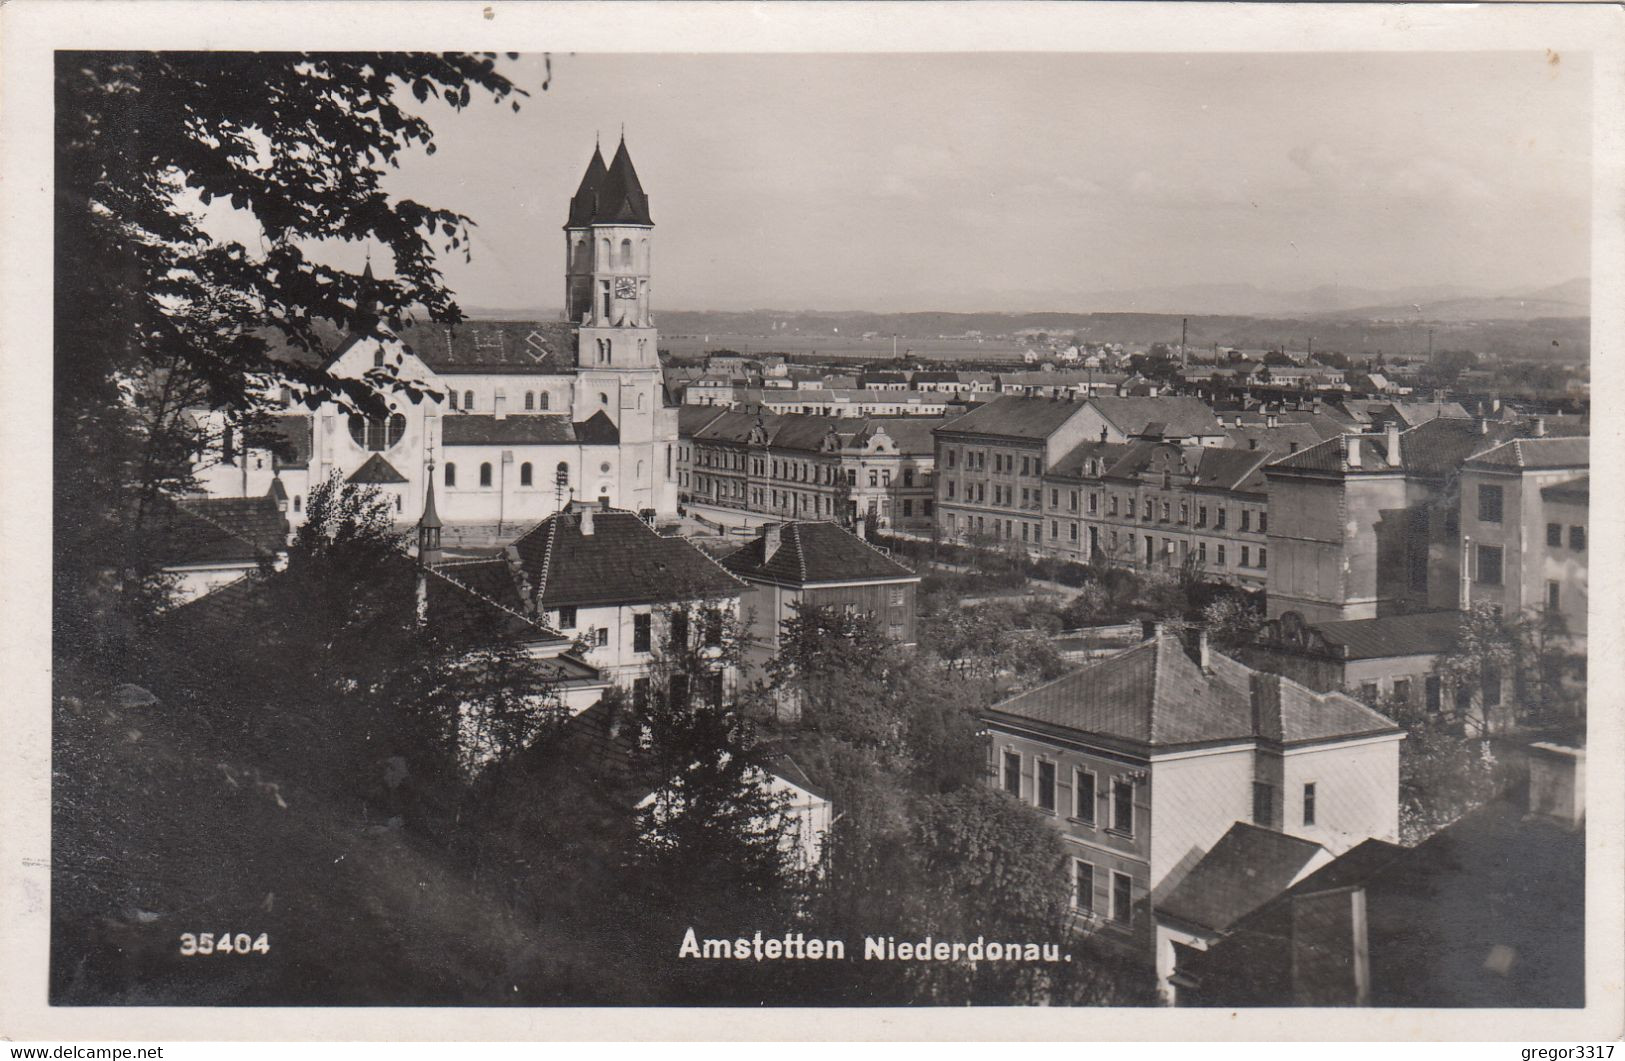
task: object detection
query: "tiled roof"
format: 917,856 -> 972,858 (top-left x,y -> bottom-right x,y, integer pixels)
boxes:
396,319 -> 577,375
1464,436 -> 1589,471
153,494 -> 289,567
511,508 -> 746,609
347,453 -> 409,484
441,414 -> 618,447
573,410 -> 621,446
1542,475 -> 1589,503
770,415 -> 844,453
721,521 -> 917,587
1157,823 -> 1325,933
1304,610 -> 1463,660
861,417 -> 946,456
1394,417 -> 1538,478
936,395 -> 1092,440
1191,448 -> 1274,494
986,633 -> 1398,751
1221,422 -> 1333,457
1046,439 -> 1138,480
1089,396 -> 1224,438
1265,432 -> 1394,474
678,405 -> 730,437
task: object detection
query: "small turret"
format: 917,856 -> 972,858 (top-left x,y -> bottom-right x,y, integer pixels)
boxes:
417,476 -> 444,567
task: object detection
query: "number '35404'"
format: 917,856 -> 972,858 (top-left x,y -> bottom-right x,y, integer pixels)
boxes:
178,932 -> 270,956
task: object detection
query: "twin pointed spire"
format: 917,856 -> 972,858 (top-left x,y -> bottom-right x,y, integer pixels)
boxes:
564,132 -> 652,228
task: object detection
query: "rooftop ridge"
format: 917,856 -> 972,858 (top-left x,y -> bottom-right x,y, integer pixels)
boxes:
170,495 -> 287,560
426,561 -> 562,640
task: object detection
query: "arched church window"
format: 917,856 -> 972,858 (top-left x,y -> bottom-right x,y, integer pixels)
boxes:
539,392 -> 550,410
463,390 -> 474,410
480,462 -> 493,487
346,413 -> 405,451
637,460 -> 645,479
524,392 -> 534,411
637,392 -> 646,411
620,238 -> 633,267
373,349 -> 385,368
556,461 -> 570,486
293,496 -> 301,513
520,462 -> 533,487
445,463 -> 457,487
600,237 -> 611,264
448,390 -> 458,410
605,339 -> 613,364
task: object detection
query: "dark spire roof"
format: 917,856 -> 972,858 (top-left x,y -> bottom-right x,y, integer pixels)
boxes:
565,144 -> 609,228
590,137 -> 653,226
356,259 -> 380,332
418,478 -> 443,530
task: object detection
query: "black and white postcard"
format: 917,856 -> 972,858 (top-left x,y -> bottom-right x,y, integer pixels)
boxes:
2,0 -> 1621,1043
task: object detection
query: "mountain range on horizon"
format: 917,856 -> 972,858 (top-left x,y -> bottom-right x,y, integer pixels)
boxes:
461,277 -> 1588,324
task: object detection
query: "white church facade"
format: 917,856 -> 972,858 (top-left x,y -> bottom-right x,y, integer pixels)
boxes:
189,138 -> 679,534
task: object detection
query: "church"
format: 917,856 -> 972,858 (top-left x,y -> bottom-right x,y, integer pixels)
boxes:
190,138 -> 680,535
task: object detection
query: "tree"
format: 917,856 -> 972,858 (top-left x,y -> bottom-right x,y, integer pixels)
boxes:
1367,688 -> 1505,846
56,51 -> 530,651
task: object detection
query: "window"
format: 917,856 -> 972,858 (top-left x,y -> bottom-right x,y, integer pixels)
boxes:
1002,751 -> 1021,796
1477,484 -> 1504,524
1070,523 -> 1079,542
1476,544 -> 1503,585
373,349 -> 385,368
1109,496 -> 1119,516
1258,548 -> 1267,569
1241,546 -> 1251,568
1073,860 -> 1095,915
1303,783 -> 1317,827
1260,512 -> 1267,533
519,462 -> 533,487
869,471 -> 878,487
448,390 -> 458,411
557,606 -> 577,630
1036,760 -> 1057,812
1216,545 -> 1226,567
444,463 -> 456,487
1393,677 -> 1412,704
1111,778 -> 1134,835
479,462 -> 493,488
1110,872 -> 1133,926
670,609 -> 689,651
632,677 -> 650,710
904,469 -> 915,488
1360,681 -> 1378,703
1241,510 -> 1251,532
1252,782 -> 1274,826
463,390 -> 474,409
1199,542 -> 1208,562
539,392 -> 550,411
524,391 -> 535,411
1548,580 -> 1561,610
902,500 -> 913,518
555,461 -> 569,486
1425,675 -> 1442,713
1548,522 -> 1563,547
633,613 -> 651,653
1570,526 -> 1586,552
947,481 -> 957,500
1216,508 -> 1228,530
947,449 -> 957,469
594,627 -> 609,648
1075,768 -> 1096,824
1143,499 -> 1153,520
1051,520 -> 1059,539
1197,505 -> 1208,527
889,587 -> 906,608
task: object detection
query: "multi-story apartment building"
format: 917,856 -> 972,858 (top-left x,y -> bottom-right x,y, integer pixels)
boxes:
1264,416 -> 1574,622
676,409 -> 941,533
932,396 -> 1103,545
1457,436 -> 1589,642
1038,440 -> 1274,587
982,625 -> 1401,987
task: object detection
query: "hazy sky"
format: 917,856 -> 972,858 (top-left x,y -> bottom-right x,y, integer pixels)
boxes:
355,51 -> 1591,312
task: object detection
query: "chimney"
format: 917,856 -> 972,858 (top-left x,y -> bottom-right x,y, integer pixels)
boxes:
763,523 -> 782,562
1193,627 -> 1211,672
1140,618 -> 1163,642
1526,741 -> 1585,828
1385,422 -> 1401,467
1532,416 -> 1547,437
1099,425 -> 1109,443
1345,433 -> 1362,468
600,495 -> 611,511
1266,411 -> 1278,429
855,518 -> 867,541
581,507 -> 595,536
1478,418 -> 1489,435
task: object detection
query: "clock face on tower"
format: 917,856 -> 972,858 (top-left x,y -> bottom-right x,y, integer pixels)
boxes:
613,277 -> 638,299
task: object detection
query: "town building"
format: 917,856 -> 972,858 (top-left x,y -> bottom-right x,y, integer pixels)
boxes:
721,520 -> 921,680
1456,437 -> 1589,643
186,139 -> 680,535
507,501 -> 747,689
981,625 -> 1402,979
1037,440 -> 1273,587
677,409 -> 941,533
150,491 -> 291,605
1171,740 -> 1584,1007
932,395 -> 1104,545
1263,416 -> 1574,623
1239,609 -> 1462,709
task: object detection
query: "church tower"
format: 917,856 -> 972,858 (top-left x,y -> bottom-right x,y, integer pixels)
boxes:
564,136 -> 674,515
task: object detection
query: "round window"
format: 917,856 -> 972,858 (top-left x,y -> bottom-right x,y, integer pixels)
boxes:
600,461 -> 611,474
